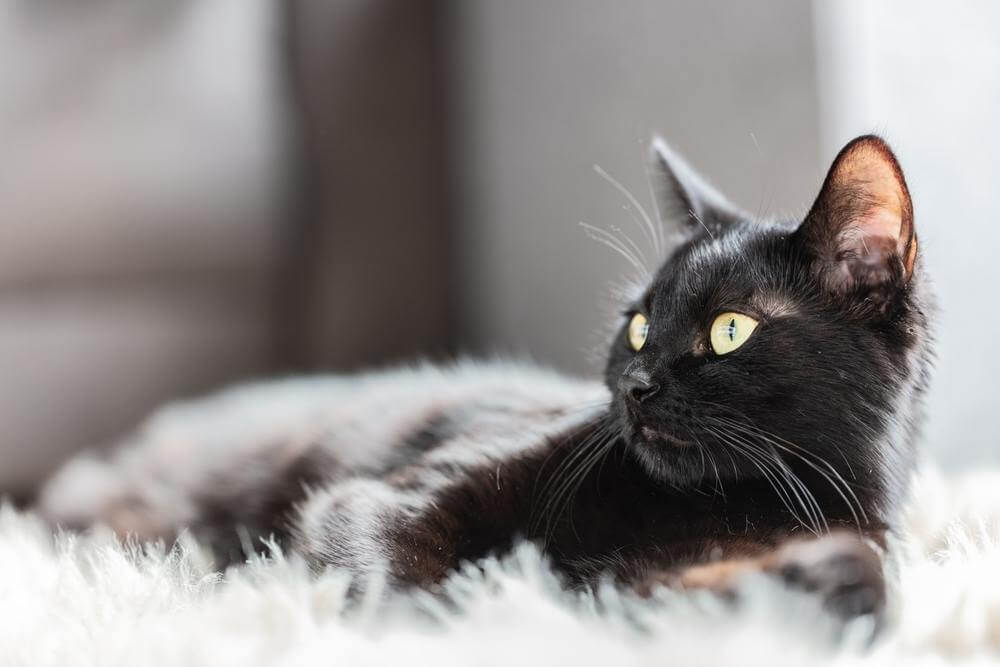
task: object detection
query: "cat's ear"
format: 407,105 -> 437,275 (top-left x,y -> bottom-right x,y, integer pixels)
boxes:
649,136 -> 744,236
796,135 -> 917,293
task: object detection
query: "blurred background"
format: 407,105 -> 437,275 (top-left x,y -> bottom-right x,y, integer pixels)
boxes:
1,0 -> 997,498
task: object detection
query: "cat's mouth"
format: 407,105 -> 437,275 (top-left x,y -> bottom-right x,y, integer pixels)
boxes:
619,397 -> 698,448
635,423 -> 695,448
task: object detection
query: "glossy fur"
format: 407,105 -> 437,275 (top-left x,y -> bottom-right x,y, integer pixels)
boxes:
39,136 -> 933,619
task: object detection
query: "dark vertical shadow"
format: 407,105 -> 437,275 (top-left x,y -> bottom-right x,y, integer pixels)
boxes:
275,0 -> 455,373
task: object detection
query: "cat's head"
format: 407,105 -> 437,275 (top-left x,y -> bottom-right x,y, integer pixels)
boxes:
604,135 -> 932,517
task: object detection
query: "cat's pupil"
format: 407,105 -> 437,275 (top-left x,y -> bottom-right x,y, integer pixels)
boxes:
727,319 -> 736,341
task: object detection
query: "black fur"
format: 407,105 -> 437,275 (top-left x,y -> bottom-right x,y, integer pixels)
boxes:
376,135 -> 932,598
41,135 -> 933,621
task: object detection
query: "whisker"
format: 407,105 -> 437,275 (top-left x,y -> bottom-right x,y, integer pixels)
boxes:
706,448 -> 725,498
688,208 -> 715,240
593,164 -> 661,257
534,422 -> 609,505
691,424 -> 725,499
707,421 -> 828,534
731,432 -> 828,534
713,414 -> 867,526
706,411 -> 867,529
532,420 -> 607,510
562,435 -> 619,541
709,420 -> 824,528
641,157 -> 666,256
728,420 -> 868,528
705,424 -> 817,534
609,222 -> 650,267
531,420 -> 618,543
703,426 -> 796,522
579,222 -> 648,275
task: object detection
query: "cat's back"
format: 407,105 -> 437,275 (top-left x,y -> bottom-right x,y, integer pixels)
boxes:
38,360 -> 606,534
137,360 -> 604,468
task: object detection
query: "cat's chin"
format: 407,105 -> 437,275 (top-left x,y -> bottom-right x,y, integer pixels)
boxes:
627,428 -> 707,488
630,441 -> 706,487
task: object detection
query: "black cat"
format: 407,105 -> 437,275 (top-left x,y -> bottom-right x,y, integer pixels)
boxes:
40,135 -> 932,621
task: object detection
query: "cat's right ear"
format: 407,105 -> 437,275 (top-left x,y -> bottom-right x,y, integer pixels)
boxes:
649,136 -> 744,237
795,135 -> 917,295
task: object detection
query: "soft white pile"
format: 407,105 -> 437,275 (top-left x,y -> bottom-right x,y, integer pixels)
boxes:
3,465 -> 1000,667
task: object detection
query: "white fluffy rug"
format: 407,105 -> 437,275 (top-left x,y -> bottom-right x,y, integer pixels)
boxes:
4,465 -> 1000,666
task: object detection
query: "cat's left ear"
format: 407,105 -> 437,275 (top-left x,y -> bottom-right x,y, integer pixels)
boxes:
796,135 -> 917,293
649,136 -> 745,237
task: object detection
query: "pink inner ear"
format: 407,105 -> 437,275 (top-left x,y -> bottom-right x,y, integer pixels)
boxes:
840,207 -> 902,258
809,136 -> 917,290
835,150 -> 905,249
833,159 -> 908,286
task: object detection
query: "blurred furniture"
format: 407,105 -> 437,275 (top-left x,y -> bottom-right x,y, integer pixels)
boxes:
0,0 -> 452,497
282,0 -> 452,370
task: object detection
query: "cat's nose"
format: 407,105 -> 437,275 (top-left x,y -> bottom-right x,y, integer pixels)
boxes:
619,373 -> 660,406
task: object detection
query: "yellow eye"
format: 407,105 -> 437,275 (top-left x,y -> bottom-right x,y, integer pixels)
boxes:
627,313 -> 649,351
710,312 -> 759,355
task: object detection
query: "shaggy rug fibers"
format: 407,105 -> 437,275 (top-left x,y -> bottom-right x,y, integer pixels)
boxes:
3,465 -> 1000,666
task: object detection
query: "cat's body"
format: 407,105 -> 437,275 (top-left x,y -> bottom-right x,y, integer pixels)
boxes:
41,363 -> 610,578
38,362 -> 887,584
39,135 -> 932,620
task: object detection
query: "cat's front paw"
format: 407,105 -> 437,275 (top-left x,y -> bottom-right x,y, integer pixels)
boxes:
769,532 -> 885,622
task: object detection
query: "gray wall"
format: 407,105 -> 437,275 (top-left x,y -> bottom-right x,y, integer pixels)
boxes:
451,1 -> 823,375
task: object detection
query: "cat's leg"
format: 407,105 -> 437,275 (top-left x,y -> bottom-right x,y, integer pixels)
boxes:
290,467 -> 528,587
767,532 -> 886,620
289,438 -> 567,588
291,476 -> 444,583
289,405 -> 607,587
642,532 -> 886,622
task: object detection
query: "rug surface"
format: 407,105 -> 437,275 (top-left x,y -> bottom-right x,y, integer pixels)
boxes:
3,465 -> 1000,666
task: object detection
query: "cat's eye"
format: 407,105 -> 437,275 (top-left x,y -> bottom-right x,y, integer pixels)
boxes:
627,313 -> 649,351
709,312 -> 758,355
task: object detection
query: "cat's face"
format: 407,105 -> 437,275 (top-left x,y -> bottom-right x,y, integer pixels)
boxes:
604,136 -> 930,507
